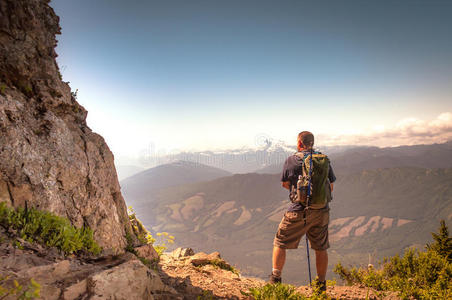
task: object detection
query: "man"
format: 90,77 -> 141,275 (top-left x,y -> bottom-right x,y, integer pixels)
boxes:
270,131 -> 336,292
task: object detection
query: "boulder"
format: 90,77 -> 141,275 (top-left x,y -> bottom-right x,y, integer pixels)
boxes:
39,285 -> 62,300
188,251 -> 233,270
171,247 -> 194,258
190,251 -> 221,264
87,258 -> 176,300
63,279 -> 87,300
18,260 -> 71,284
135,244 -> 159,262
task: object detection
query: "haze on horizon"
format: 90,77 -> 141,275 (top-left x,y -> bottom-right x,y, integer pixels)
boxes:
51,0 -> 452,158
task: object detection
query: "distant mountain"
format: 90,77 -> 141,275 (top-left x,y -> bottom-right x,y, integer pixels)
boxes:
115,165 -> 145,181
257,141 -> 452,174
132,142 -> 357,174
143,143 -> 295,174
131,167 -> 452,285
331,141 -> 452,173
121,161 -> 231,211
255,163 -> 284,174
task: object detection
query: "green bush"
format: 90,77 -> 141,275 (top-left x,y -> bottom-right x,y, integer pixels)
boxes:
427,219 -> 452,262
0,276 -> 40,299
334,220 -> 452,299
242,283 -> 306,300
241,281 -> 332,300
128,206 -> 155,245
0,202 -> 101,255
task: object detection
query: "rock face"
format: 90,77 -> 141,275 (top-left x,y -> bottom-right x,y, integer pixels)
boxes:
0,0 -> 133,252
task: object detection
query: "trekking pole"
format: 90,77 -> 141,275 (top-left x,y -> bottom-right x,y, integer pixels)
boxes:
305,148 -> 314,285
306,237 -> 312,285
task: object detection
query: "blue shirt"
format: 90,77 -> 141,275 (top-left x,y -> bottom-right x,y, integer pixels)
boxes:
281,150 -> 336,212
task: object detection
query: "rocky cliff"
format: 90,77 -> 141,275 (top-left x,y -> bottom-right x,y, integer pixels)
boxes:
0,0 -> 133,252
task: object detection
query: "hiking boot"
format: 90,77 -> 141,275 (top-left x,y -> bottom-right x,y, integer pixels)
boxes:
268,274 -> 281,284
318,280 -> 327,293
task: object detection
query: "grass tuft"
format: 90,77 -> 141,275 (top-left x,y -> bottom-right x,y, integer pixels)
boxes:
209,258 -> 240,275
0,202 -> 101,255
241,282 -> 330,300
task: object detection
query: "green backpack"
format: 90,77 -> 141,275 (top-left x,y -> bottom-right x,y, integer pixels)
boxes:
294,151 -> 332,209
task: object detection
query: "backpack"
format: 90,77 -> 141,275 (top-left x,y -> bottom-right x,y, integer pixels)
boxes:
292,151 -> 332,209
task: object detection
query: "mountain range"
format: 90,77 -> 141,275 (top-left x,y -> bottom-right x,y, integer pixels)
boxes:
117,141 -> 452,179
115,142 -> 362,177
116,165 -> 145,181
121,160 -> 231,212
258,141 -> 452,174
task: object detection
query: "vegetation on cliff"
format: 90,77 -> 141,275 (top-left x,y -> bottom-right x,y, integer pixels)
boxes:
242,280 -> 335,300
127,206 -> 174,256
0,277 -> 40,300
0,202 -> 101,255
334,220 -> 452,299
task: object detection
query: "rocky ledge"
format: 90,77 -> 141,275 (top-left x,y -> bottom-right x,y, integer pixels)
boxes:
0,229 -> 176,300
0,227 -> 400,300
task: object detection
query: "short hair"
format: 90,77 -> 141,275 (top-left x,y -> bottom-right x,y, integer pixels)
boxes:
297,131 -> 314,148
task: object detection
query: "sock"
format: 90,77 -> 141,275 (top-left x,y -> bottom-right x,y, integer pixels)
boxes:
272,268 -> 281,277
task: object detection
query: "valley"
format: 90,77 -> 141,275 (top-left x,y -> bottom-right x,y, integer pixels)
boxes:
121,143 -> 452,285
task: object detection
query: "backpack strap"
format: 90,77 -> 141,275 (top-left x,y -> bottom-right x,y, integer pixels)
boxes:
294,151 -> 311,186
306,148 -> 314,208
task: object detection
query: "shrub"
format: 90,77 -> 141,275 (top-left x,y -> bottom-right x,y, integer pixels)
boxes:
0,83 -> 6,95
154,231 -> 175,255
334,220 -> 452,299
426,219 -> 452,262
127,206 -> 174,256
0,276 -> 41,299
0,202 -> 101,255
241,281 -> 332,300
242,283 -> 306,300
128,206 -> 155,245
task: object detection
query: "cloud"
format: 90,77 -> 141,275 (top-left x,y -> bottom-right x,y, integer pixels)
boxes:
320,112 -> 452,147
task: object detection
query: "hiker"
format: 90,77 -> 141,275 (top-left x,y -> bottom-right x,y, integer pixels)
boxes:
270,131 -> 336,292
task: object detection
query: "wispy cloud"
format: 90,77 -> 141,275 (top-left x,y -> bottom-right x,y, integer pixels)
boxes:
320,112 -> 452,147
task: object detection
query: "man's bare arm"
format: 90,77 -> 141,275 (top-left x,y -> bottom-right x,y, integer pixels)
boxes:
281,181 -> 290,190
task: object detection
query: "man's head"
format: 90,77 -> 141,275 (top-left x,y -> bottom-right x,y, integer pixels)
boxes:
297,131 -> 314,151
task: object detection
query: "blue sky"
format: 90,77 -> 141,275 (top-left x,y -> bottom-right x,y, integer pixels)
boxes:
51,0 -> 452,157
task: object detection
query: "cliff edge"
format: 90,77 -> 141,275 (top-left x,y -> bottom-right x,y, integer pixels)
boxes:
0,0 -> 133,252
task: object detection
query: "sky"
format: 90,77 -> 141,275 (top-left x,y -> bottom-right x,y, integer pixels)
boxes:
50,0 -> 452,159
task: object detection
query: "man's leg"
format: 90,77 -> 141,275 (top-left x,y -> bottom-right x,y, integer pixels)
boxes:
270,245 -> 285,283
307,208 -> 330,286
272,210 -> 306,283
314,249 -> 328,282
272,245 -> 286,272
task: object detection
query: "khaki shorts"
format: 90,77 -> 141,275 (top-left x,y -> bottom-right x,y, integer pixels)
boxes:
273,208 -> 330,250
